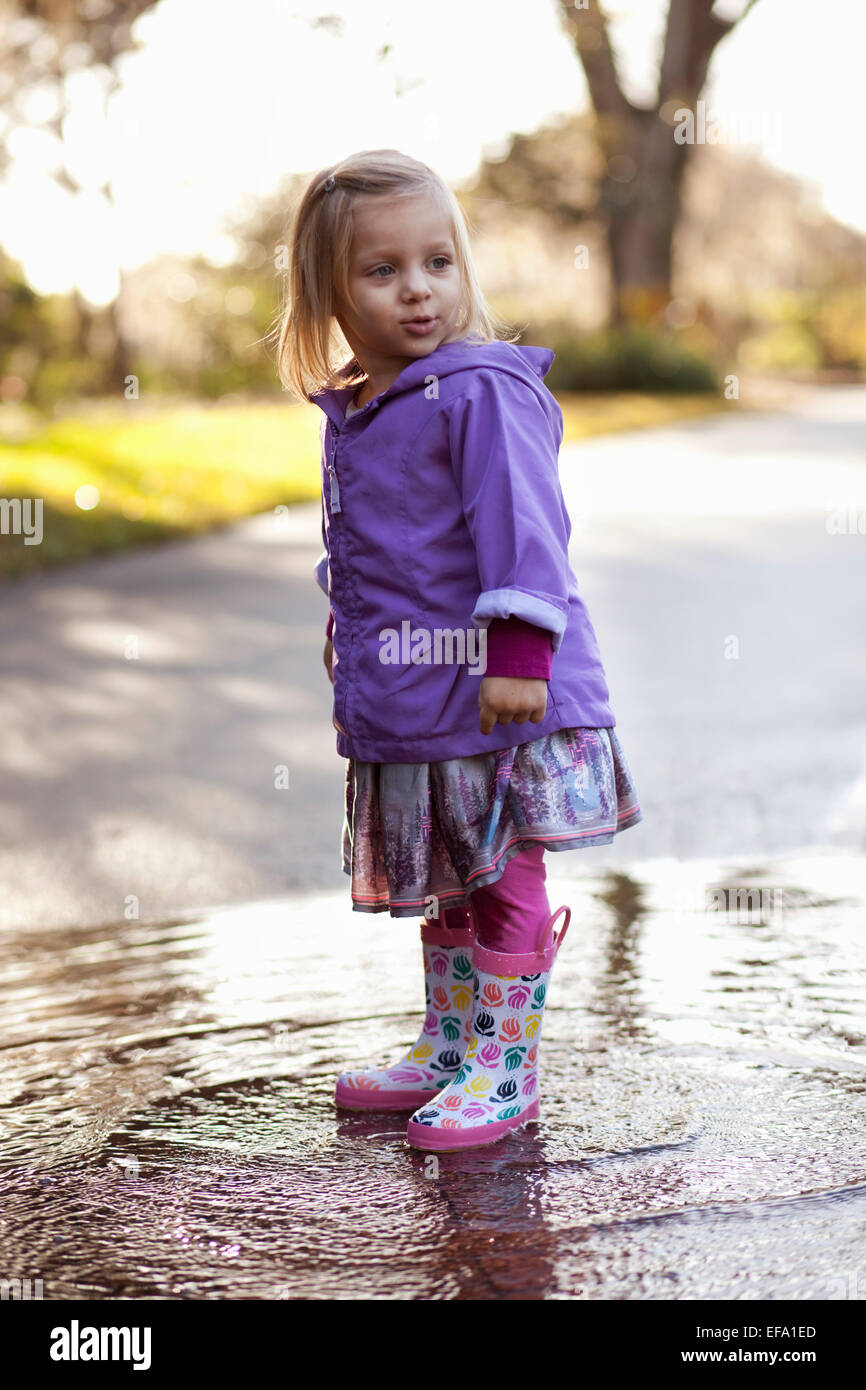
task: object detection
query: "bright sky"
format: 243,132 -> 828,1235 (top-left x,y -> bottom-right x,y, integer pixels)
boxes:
2,0 -> 863,305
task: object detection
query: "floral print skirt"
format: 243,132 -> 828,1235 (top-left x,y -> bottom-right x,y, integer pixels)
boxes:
341,726 -> 642,918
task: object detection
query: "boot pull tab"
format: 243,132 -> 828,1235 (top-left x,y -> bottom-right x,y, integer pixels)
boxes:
535,904 -> 571,955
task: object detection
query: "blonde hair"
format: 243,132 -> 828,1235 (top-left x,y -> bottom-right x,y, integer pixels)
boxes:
273,148 -> 520,402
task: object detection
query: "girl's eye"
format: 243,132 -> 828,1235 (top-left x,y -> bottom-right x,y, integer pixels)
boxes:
368,257 -> 451,277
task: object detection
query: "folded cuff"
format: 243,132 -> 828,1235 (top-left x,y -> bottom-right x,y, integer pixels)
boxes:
314,551 -> 329,596
472,588 -> 567,653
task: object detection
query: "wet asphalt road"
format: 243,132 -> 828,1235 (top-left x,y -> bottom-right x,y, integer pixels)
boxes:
1,385 -> 865,1300
1,857 -> 865,1300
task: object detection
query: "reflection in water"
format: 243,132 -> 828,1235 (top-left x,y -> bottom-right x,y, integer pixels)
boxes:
0,854 -> 865,1300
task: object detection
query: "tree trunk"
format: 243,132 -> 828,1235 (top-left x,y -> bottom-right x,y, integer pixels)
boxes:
106,270 -> 133,393
603,109 -> 690,325
559,0 -> 761,325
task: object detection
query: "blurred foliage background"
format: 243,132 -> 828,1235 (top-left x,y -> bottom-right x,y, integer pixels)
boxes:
1,0 -> 864,575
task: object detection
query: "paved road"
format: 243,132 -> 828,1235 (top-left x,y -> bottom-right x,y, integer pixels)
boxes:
2,849 -> 865,1301
2,385 -> 865,929
2,385 -> 866,1306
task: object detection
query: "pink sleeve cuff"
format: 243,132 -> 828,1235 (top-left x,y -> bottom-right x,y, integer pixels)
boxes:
325,613 -> 552,675
483,617 -> 554,679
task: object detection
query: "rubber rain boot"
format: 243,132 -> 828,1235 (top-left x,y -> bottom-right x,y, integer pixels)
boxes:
405,905 -> 571,1149
334,906 -> 476,1111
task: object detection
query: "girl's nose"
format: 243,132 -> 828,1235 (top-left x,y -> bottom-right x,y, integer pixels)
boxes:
402,272 -> 432,299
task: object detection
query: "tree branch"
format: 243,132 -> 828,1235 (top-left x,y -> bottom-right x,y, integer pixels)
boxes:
557,0 -> 637,125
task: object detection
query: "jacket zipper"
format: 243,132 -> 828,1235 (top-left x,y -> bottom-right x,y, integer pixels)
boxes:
327,421 -> 348,739
328,427 -> 341,513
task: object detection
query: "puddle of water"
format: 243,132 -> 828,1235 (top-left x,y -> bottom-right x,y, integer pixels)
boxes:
0,853 -> 864,1300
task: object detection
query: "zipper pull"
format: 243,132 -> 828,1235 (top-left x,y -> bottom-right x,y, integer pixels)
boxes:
328,433 -> 342,513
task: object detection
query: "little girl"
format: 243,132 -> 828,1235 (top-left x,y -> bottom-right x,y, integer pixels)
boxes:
276,149 -> 642,1152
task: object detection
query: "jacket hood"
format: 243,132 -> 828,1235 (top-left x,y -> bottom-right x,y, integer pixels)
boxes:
309,338 -> 555,431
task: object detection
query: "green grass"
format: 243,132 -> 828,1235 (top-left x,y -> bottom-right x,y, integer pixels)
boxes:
0,399 -> 322,577
558,389 -> 728,441
0,390 -> 730,577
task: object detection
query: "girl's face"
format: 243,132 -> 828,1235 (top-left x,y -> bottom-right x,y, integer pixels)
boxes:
335,192 -> 463,369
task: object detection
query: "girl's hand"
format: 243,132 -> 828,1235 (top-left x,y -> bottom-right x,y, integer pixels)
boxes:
324,638 -> 347,731
478,676 -> 547,736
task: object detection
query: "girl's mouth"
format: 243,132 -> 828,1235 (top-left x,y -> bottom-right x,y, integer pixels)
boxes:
401,316 -> 438,337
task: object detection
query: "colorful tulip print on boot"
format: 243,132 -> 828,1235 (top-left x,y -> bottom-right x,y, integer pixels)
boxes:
406,906 -> 571,1150
335,913 -> 476,1111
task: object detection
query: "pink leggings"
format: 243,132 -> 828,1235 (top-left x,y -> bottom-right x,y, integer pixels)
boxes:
436,845 -> 551,953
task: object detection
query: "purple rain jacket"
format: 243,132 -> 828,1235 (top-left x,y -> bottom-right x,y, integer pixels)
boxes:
311,336 -> 616,763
